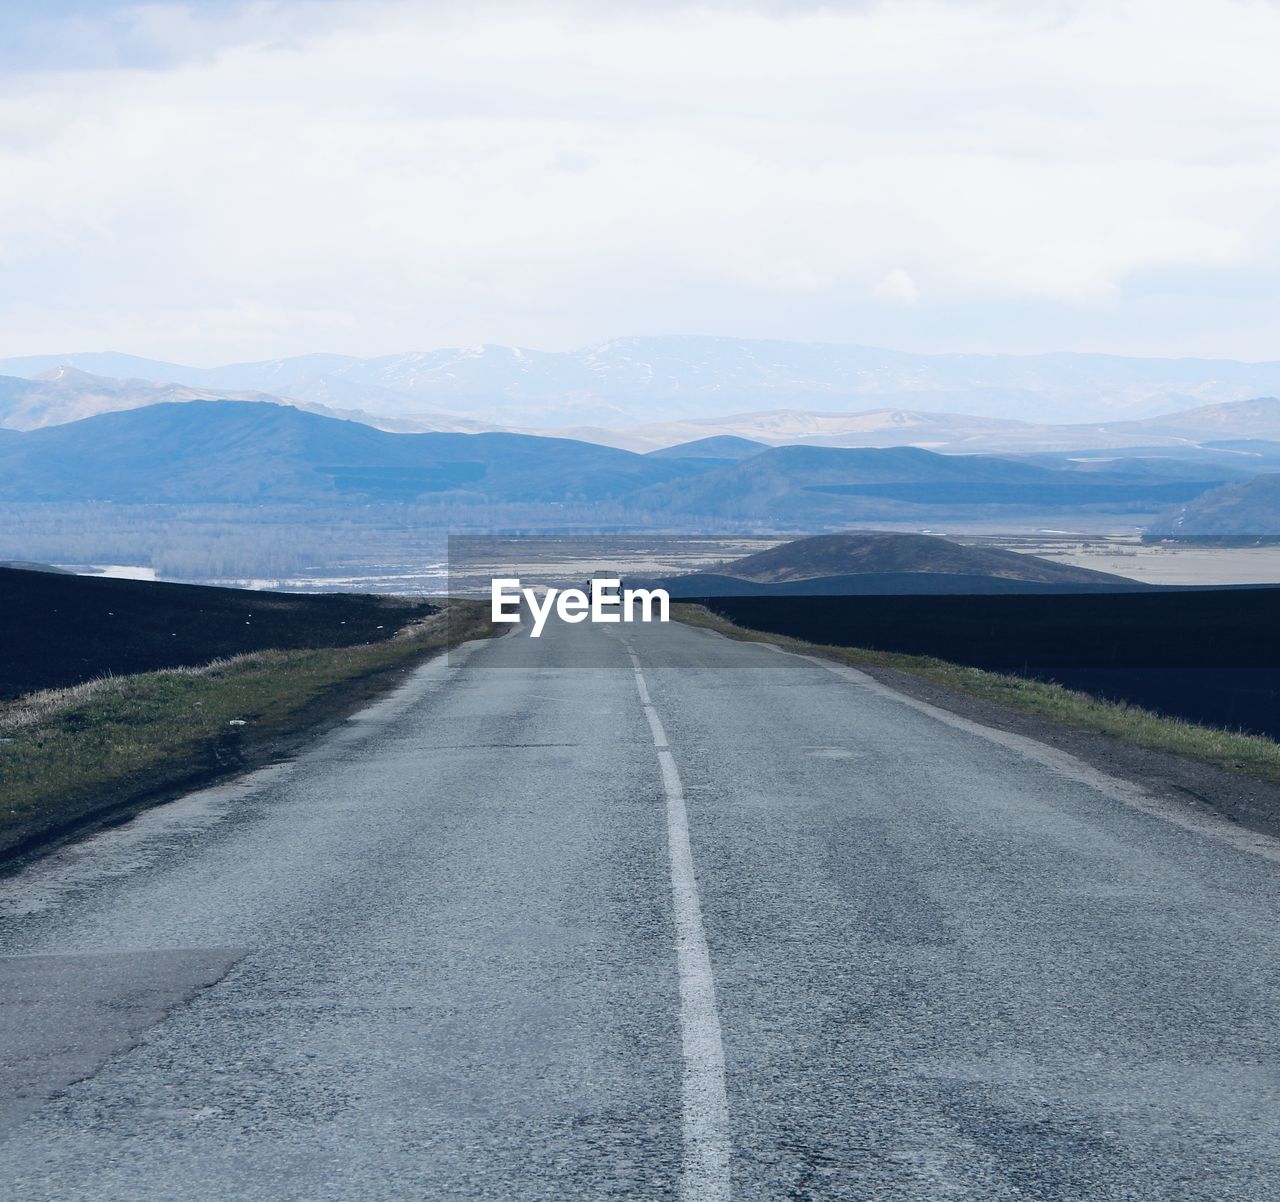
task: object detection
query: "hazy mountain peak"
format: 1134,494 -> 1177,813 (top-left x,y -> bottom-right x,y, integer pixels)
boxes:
647,435 -> 769,461
32,365 -> 106,386
9,337 -> 1280,433
1146,396 -> 1280,430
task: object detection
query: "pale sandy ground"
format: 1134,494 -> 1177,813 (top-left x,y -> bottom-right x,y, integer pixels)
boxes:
980,536 -> 1280,586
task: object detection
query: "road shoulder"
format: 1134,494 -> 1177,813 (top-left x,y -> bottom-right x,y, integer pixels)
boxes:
677,607 -> 1280,843
0,604 -> 496,871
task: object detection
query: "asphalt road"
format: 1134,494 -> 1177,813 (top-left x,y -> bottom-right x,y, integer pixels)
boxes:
4,615 -> 1280,1200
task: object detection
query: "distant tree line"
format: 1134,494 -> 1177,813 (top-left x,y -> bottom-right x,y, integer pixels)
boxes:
0,502 -> 767,582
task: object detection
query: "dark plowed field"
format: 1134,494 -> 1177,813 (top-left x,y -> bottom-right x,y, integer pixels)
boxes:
0,567 -> 433,699
704,588 -> 1280,739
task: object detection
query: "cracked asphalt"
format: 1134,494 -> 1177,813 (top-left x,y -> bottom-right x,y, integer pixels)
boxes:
3,615 -> 1280,1200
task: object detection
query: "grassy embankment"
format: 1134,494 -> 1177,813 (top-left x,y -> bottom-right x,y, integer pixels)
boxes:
0,603 -> 494,860
674,602 -> 1280,782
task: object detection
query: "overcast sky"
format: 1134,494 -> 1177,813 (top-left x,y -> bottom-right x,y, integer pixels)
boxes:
1,0 -> 1278,364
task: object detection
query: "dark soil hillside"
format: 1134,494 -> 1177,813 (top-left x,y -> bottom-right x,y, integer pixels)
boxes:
1150,473 -> 1280,536
0,566 -> 433,699
701,532 -> 1137,586
705,589 -> 1280,738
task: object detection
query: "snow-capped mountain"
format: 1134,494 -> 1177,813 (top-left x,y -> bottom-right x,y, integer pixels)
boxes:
8,336 -> 1280,429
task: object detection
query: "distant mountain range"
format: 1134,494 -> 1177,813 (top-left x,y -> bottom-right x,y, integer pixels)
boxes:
0,402 -> 698,505
7,338 -> 1280,535
636,443 -> 1232,524
8,350 -> 1280,463
7,336 -> 1280,430
572,397 -> 1280,454
0,400 -> 1246,527
0,366 -> 493,435
0,366 -> 303,431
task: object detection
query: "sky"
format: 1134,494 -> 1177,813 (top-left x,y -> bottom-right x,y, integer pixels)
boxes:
1,0 -> 1279,365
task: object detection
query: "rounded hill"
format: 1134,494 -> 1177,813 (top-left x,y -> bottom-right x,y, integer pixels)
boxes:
719,532 -> 1133,585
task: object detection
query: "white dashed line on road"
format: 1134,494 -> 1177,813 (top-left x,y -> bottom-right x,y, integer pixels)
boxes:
625,640 -> 731,1202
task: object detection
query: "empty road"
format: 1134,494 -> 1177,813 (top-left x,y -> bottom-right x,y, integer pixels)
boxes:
4,615 -> 1280,1200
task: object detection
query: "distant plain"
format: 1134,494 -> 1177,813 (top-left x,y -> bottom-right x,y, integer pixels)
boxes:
982,535 -> 1280,586
40,534 -> 1280,593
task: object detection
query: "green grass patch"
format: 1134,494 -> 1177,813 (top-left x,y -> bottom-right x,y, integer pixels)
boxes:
674,602 -> 1280,783
0,603 -> 495,859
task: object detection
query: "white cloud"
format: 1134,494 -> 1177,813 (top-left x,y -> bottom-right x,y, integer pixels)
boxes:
874,269 -> 919,306
0,0 -> 1278,361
